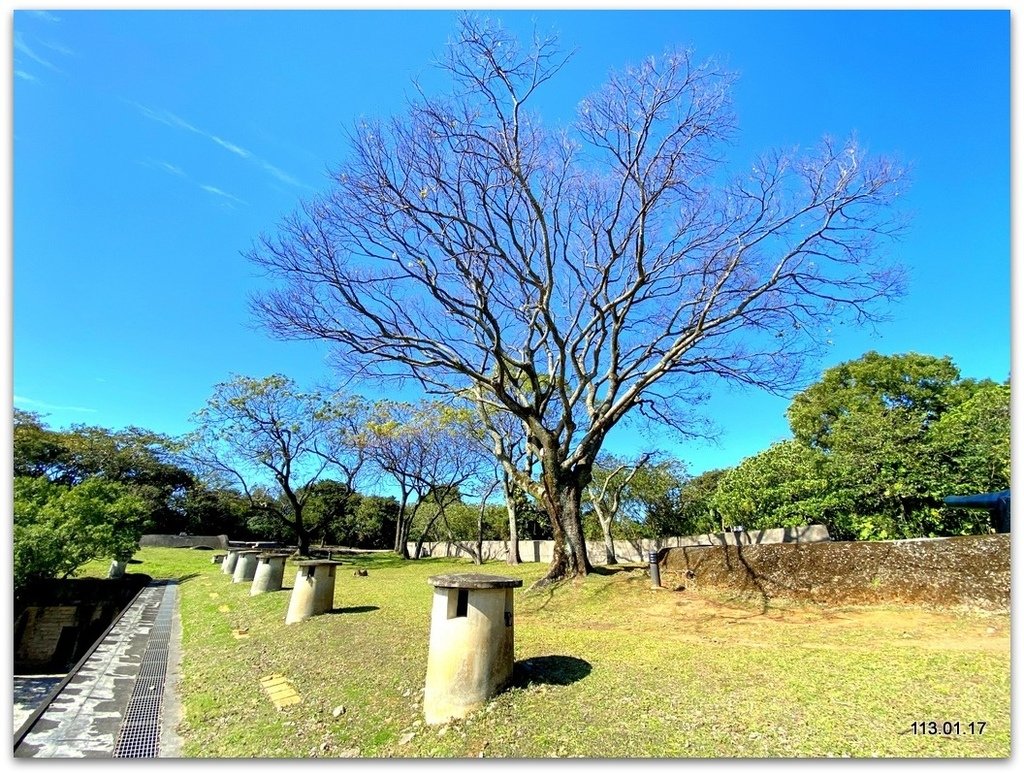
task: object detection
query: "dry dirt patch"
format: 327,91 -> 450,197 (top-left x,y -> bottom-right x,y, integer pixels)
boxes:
635,580 -> 1009,655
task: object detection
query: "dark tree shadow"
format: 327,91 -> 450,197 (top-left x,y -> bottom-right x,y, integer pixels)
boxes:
511,655 -> 592,688
589,564 -> 644,576
325,605 -> 380,615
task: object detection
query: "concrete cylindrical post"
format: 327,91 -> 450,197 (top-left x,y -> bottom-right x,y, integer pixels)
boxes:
212,553 -> 226,565
108,560 -> 126,579
284,560 -> 342,624
222,548 -> 242,575
250,553 -> 289,596
423,573 -> 523,725
232,550 -> 261,583
648,551 -> 661,588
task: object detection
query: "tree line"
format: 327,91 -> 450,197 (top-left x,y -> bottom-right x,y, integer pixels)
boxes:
13,350 -> 1008,589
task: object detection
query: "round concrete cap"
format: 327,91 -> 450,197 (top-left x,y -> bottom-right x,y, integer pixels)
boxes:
427,573 -> 524,589
257,552 -> 291,560
294,559 -> 344,567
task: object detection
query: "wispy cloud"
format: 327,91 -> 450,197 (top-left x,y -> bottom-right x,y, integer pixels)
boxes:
129,100 -> 308,189
15,70 -> 39,82
39,39 -> 75,57
15,395 -> 97,414
156,160 -> 185,177
27,10 -> 61,22
141,158 -> 247,207
256,159 -> 303,187
14,32 -> 60,72
210,135 -> 251,159
200,184 -> 248,205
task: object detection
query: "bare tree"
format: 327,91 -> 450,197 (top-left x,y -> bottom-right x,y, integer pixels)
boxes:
586,452 -> 653,564
249,16 -> 906,584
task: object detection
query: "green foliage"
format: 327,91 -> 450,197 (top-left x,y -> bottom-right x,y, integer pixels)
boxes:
670,468 -> 727,536
711,441 -> 839,531
712,353 -> 1010,541
787,351 -> 961,451
349,495 -> 401,548
13,409 -> 195,533
185,374 -> 371,554
13,476 -> 150,587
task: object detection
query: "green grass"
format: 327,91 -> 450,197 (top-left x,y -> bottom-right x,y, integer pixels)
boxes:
84,548 -> 1010,758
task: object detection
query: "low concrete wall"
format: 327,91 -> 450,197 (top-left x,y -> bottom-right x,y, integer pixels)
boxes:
411,525 -> 830,564
140,534 -> 228,549
659,533 -> 1009,612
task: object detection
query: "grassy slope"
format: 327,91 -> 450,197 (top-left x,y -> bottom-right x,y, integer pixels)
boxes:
81,548 -> 1010,758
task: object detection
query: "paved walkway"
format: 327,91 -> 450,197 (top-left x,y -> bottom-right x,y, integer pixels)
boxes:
14,581 -> 183,758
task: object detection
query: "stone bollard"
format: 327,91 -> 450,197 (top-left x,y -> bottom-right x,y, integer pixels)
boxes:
250,553 -> 289,596
108,560 -> 126,579
284,560 -> 342,625
222,548 -> 243,575
232,550 -> 261,583
212,553 -> 226,565
423,573 -> 523,725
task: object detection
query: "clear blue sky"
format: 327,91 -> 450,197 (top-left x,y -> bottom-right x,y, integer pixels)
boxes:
10,7 -> 1011,477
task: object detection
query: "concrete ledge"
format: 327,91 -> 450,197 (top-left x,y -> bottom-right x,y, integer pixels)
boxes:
660,533 -> 1009,611
411,526 -> 831,565
140,534 -> 228,549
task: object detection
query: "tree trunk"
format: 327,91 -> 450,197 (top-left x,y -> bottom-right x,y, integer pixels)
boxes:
393,490 -> 411,559
536,472 -> 592,585
413,509 -> 443,561
296,529 -> 311,557
598,513 -> 616,565
502,472 -> 522,565
506,501 -> 521,566
475,508 -> 484,566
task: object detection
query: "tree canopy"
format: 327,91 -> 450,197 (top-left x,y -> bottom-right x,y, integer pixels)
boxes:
712,352 -> 1009,540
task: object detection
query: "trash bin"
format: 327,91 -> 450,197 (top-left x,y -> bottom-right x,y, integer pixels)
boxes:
423,573 -> 523,724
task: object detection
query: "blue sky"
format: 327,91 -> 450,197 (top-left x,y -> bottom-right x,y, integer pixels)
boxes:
9,7 -> 1011,478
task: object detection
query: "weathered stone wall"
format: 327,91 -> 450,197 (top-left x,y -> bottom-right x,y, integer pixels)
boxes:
139,533 -> 229,549
14,576 -> 150,673
412,525 -> 831,564
659,534 -> 1009,611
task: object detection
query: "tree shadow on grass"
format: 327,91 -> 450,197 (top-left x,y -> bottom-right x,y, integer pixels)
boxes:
589,564 -> 644,576
511,655 -> 592,688
325,605 -> 380,615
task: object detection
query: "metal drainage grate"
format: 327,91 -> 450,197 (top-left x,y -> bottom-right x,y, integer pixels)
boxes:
112,583 -> 176,758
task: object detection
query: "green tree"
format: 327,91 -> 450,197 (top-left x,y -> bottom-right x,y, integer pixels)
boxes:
929,381 -> 1010,534
710,440 -> 839,533
185,375 -> 363,555
13,409 -> 195,533
785,352 -> 1005,539
364,400 -> 489,558
302,480 -> 362,546
13,409 -> 67,480
670,468 -> 728,537
14,476 -> 150,588
349,495 -> 400,549
584,453 -> 653,563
